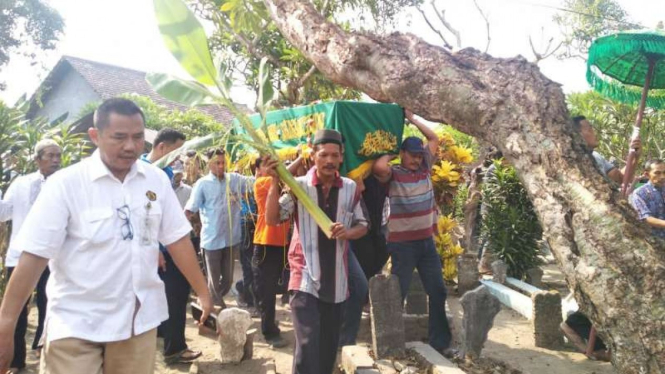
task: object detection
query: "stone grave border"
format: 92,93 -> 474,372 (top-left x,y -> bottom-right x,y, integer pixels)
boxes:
480,276 -> 564,348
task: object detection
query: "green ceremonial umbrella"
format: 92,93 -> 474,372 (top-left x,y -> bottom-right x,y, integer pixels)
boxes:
587,28 -> 665,196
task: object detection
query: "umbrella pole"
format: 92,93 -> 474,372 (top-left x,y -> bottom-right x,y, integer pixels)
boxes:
621,59 -> 656,196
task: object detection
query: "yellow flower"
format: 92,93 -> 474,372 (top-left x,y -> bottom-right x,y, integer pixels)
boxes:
300,144 -> 313,159
433,214 -> 464,281
436,132 -> 455,148
432,160 -> 460,185
450,145 -> 474,164
436,214 -> 457,233
276,147 -> 297,161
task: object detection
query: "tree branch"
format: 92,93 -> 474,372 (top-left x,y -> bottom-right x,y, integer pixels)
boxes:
298,65 -> 318,86
529,35 -> 563,64
213,11 -> 283,67
262,1 -> 665,372
431,1 -> 461,49
472,0 -> 491,53
416,6 -> 452,49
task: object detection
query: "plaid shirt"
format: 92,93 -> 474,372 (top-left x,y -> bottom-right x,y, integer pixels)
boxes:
629,181 -> 665,239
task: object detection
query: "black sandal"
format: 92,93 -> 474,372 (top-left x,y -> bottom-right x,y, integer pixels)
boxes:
165,348 -> 202,365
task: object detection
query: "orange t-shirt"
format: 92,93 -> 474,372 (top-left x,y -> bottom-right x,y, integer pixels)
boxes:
253,177 -> 290,246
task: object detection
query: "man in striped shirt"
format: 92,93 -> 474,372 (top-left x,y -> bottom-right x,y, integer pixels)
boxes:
373,110 -> 453,354
265,129 -> 368,374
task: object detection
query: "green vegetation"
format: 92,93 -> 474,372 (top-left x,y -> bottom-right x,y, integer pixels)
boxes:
481,161 -> 543,279
187,0 -> 422,106
568,90 -> 665,165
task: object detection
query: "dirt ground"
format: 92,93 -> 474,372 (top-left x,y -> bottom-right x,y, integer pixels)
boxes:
19,262 -> 614,374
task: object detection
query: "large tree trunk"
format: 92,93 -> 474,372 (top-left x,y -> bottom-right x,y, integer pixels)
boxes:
262,1 -> 665,372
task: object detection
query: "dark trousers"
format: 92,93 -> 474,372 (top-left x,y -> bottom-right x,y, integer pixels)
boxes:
158,251 -> 191,356
388,237 -> 452,350
290,291 -> 344,374
252,244 -> 286,339
351,230 -> 388,280
33,267 -> 49,350
6,267 -> 27,369
236,220 -> 256,306
339,249 -> 368,346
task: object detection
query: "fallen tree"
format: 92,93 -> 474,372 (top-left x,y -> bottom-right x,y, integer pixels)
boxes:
261,1 -> 665,372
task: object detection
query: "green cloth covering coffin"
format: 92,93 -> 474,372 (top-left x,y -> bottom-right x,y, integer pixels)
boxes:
232,101 -> 405,178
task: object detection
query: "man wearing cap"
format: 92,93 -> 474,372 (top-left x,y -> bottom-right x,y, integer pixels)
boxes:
266,129 -> 368,374
0,139 -> 61,372
373,110 -> 453,354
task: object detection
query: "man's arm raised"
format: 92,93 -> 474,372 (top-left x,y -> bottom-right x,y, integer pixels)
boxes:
264,157 -> 283,226
405,109 -> 439,156
373,154 -> 396,184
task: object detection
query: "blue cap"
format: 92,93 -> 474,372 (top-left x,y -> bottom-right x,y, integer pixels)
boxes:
400,136 -> 427,153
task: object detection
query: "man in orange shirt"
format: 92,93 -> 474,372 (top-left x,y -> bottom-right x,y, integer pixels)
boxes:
252,157 -> 291,348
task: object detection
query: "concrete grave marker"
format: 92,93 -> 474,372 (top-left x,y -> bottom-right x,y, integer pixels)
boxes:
405,270 -> 428,315
369,274 -> 406,358
491,260 -> 508,284
532,290 -> 564,349
457,254 -> 480,295
526,267 -> 544,288
460,285 -> 501,359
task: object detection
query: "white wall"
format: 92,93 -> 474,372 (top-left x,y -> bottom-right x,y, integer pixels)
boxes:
32,68 -> 100,123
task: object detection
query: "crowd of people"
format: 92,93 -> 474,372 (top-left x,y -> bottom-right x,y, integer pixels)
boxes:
0,97 -> 662,374
0,98 -> 453,374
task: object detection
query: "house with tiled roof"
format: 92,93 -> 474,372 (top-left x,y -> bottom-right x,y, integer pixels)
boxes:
27,56 -> 240,139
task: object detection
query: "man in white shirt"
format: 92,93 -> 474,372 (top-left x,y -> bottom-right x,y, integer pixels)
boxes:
173,167 -> 192,209
0,139 -> 61,372
0,98 -> 212,374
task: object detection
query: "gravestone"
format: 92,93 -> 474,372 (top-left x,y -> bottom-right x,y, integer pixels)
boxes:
457,254 -> 480,295
491,260 -> 508,284
242,328 -> 257,361
460,285 -> 502,359
217,308 -> 253,363
405,271 -> 428,315
370,274 -> 405,358
532,290 -> 564,348
526,267 -> 544,288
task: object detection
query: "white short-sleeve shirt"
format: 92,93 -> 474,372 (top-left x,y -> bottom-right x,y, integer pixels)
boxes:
14,150 -> 192,343
0,171 -> 45,267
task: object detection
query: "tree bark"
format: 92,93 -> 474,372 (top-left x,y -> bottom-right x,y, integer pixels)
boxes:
262,1 -> 665,372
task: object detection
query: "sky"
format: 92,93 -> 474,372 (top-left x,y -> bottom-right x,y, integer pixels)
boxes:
0,0 -> 663,108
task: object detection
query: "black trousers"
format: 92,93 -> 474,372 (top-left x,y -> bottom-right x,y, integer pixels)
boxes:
33,267 -> 49,350
290,291 -> 344,374
158,251 -> 191,356
237,220 -> 256,306
351,230 -> 388,280
6,267 -> 27,369
251,245 -> 286,339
